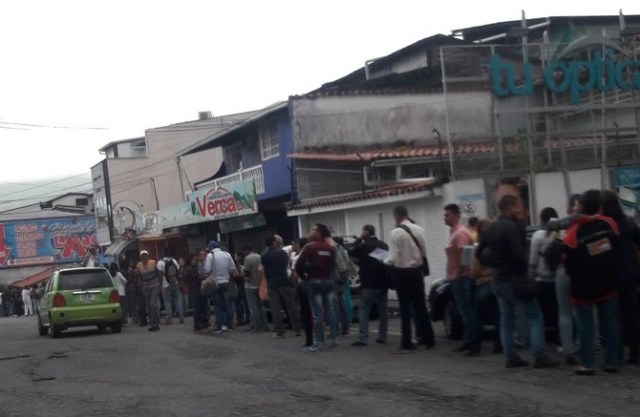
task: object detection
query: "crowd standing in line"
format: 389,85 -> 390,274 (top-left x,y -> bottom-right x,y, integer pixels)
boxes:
4,189 -> 639,375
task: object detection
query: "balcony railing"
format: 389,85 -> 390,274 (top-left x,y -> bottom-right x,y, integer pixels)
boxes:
199,165 -> 265,194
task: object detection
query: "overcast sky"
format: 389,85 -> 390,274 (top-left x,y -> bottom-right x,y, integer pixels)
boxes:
1,0 -> 639,190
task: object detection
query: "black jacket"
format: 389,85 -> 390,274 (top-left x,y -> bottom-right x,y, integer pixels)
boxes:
348,237 -> 389,289
477,216 -> 527,280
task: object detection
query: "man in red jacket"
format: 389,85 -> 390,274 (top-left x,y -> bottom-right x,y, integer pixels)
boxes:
294,223 -> 337,352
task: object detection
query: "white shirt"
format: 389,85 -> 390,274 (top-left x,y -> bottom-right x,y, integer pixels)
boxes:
203,249 -> 237,285
112,271 -> 128,296
157,257 -> 180,288
386,220 -> 427,269
22,288 -> 31,301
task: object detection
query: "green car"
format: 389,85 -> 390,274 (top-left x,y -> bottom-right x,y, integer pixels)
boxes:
37,267 -> 123,338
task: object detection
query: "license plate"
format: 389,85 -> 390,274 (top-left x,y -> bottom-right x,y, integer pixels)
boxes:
80,294 -> 96,302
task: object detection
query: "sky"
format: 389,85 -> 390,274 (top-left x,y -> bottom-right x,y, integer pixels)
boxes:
0,0 -> 639,206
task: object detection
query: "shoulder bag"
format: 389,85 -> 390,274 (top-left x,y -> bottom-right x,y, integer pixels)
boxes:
398,224 -> 430,276
200,252 -> 218,296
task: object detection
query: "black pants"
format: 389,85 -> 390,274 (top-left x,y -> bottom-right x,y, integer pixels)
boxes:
395,268 -> 434,349
297,285 -> 313,346
619,278 -> 640,361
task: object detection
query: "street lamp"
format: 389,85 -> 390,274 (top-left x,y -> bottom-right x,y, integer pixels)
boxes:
432,128 -> 446,182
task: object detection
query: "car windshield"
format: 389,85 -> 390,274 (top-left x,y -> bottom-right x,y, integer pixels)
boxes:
57,270 -> 113,291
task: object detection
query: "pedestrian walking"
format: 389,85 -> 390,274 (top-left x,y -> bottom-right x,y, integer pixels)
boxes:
137,250 -> 161,332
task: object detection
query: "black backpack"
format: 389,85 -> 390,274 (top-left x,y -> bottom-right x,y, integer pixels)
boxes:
541,237 -> 564,272
164,258 -> 179,285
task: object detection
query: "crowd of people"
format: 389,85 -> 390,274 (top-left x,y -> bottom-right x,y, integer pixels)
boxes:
2,188 -> 638,375
470,189 -> 640,374
0,284 -> 44,318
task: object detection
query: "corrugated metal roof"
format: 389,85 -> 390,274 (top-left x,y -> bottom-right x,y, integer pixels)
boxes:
178,101 -> 288,156
288,179 -> 436,211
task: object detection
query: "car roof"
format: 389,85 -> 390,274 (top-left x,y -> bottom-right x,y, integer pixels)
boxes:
56,267 -> 109,274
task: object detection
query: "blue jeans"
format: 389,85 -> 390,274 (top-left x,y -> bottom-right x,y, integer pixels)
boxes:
358,288 -> 388,343
246,288 -> 270,332
162,284 -> 184,321
555,267 -> 576,354
212,283 -> 234,329
302,279 -> 337,344
493,279 -> 547,360
449,276 -> 474,346
575,297 -> 620,369
472,281 -> 500,349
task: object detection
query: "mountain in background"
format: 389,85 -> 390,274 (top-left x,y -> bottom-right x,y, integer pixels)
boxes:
0,174 -> 93,212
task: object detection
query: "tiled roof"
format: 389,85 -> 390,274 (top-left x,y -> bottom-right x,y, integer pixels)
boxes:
288,179 -> 436,211
10,266 -> 62,289
289,138 -> 597,162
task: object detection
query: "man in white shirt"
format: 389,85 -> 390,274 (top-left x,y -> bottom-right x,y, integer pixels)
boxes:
157,247 -> 184,325
386,205 -> 435,352
204,240 -> 239,333
22,287 -> 33,316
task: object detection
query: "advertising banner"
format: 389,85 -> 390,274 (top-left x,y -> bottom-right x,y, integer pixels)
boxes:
614,166 -> 640,217
0,216 -> 98,269
148,181 -> 258,231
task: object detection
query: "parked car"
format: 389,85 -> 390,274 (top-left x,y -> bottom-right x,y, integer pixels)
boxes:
428,277 -> 558,340
37,267 -> 123,338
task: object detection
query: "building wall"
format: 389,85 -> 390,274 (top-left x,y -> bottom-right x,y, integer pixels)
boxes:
292,93 -> 494,150
297,193 -> 447,294
290,92 -> 543,151
261,118 -> 294,201
106,128 -> 222,214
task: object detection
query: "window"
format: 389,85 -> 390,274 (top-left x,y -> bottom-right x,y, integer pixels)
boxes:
224,144 -> 243,174
259,121 -> 279,160
75,198 -> 89,207
58,270 -> 113,291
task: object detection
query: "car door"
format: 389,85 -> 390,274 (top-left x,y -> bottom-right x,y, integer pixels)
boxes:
39,274 -> 55,325
57,269 -> 114,307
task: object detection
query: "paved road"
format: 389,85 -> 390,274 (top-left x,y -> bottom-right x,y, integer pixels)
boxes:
1,315 -> 638,417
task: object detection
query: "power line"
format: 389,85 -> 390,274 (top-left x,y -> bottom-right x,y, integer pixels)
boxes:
0,120 -> 108,130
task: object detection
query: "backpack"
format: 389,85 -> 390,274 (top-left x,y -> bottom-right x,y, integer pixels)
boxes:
164,258 -> 179,285
541,236 -> 564,272
565,217 -> 619,296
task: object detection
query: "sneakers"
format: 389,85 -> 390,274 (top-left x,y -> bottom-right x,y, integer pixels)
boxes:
213,328 -> 224,334
221,325 -> 229,331
273,333 -> 285,339
376,339 -> 387,344
351,340 -> 368,347
305,343 -> 322,352
148,325 -> 160,332
505,355 -> 529,368
575,367 -> 595,376
534,355 -> 560,369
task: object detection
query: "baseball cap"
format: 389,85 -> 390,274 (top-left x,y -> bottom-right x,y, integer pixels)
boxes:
140,250 -> 149,256
208,240 -> 220,250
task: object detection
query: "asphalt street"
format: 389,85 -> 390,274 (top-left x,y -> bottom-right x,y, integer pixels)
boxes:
1,314 -> 638,417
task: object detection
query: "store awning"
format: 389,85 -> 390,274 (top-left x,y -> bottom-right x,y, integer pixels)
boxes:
104,239 -> 137,257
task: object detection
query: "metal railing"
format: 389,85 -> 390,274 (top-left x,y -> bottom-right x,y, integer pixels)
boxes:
198,165 -> 265,194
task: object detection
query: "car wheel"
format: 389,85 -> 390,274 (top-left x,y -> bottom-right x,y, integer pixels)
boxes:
37,315 -> 48,336
443,299 -> 463,340
97,324 -> 107,332
51,324 -> 62,339
111,322 -> 122,334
